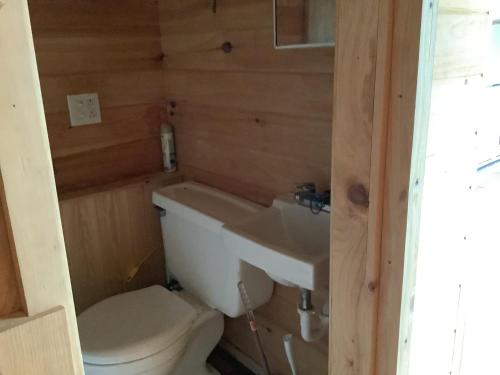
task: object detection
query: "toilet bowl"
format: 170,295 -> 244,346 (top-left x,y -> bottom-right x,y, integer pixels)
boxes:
79,286 -> 223,375
78,182 -> 274,375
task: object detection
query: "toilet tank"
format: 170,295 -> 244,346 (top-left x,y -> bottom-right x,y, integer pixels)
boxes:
152,182 -> 273,318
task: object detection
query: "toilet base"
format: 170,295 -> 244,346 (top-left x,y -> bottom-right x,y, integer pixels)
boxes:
172,307 -> 224,375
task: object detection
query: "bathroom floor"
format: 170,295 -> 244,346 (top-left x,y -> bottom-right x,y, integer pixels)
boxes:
208,346 -> 255,375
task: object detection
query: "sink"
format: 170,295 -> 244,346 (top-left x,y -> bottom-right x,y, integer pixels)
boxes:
222,195 -> 330,290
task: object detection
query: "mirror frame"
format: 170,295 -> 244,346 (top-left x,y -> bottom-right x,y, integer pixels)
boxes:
273,0 -> 336,49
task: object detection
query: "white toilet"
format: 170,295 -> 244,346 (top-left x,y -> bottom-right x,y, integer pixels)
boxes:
77,182 -> 274,375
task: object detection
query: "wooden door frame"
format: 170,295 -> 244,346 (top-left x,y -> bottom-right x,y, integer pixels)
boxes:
0,0 -> 83,373
330,0 -> 438,374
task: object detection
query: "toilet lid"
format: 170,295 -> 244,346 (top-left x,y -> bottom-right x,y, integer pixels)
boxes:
78,285 -> 197,365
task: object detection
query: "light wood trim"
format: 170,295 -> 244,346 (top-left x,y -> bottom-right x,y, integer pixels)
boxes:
330,0 -> 383,372
330,0 -> 428,374
0,0 -> 83,373
375,0 -> 438,374
0,306 -> 76,375
0,173 -> 25,317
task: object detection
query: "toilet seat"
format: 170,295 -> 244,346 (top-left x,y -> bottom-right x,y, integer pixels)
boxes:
78,285 -> 197,367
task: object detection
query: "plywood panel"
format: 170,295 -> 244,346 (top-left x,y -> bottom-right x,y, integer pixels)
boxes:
59,173 -> 181,313
27,0 -> 165,193
0,307 -> 75,375
433,5 -> 490,79
160,0 -> 334,373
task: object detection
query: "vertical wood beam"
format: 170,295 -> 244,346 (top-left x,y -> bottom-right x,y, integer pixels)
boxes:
330,0 -> 429,374
0,0 -> 83,373
330,0 -> 382,372
376,0 -> 437,374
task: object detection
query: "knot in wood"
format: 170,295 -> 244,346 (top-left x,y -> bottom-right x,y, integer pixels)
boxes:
347,184 -> 369,208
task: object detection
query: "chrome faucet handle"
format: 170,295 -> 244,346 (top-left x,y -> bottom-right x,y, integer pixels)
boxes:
296,182 -> 316,193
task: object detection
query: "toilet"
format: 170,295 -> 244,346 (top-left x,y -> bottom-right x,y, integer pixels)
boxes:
77,182 -> 274,375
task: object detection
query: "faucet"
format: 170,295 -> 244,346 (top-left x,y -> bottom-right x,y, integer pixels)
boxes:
294,183 -> 331,214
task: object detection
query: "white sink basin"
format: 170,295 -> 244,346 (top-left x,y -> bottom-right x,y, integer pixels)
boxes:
222,195 -> 330,290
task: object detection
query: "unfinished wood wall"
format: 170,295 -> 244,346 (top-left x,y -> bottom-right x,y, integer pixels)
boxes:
159,1 -> 333,373
59,173 -> 180,314
28,0 -> 165,194
160,0 -> 334,206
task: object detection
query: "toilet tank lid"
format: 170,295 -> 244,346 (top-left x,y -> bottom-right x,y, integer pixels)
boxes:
78,286 -> 196,366
153,182 -> 264,226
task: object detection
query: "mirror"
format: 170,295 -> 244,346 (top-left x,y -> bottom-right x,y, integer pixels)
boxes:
274,0 -> 335,49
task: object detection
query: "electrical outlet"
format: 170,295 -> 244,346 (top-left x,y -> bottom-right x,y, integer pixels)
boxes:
67,93 -> 102,127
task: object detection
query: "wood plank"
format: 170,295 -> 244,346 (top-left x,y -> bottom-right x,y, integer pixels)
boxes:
53,138 -> 163,194
39,70 -> 163,115
330,0 -> 381,372
433,6 -> 490,79
33,35 -> 163,76
375,0 -> 433,374
159,0 -> 272,35
0,0 -> 83,372
162,25 -> 333,74
0,307 -> 76,375
177,136 -> 329,197
0,176 -> 23,317
59,173 -> 180,313
168,102 -> 331,196
59,171 -> 182,201
46,103 -> 162,159
28,0 -> 161,36
165,70 -> 333,119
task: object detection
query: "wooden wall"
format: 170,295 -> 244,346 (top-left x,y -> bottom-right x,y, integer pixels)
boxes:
59,173 -> 180,314
160,0 -> 334,205
28,0 -> 165,194
159,1 -> 333,373
26,0 -> 333,371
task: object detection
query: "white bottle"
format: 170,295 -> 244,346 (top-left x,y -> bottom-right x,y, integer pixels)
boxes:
160,124 -> 177,173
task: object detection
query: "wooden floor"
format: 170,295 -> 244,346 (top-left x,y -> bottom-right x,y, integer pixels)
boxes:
208,346 -> 255,375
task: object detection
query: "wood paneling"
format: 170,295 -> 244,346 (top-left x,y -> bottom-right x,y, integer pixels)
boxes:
0,0 -> 83,371
0,307 -> 76,375
161,0 -> 333,200
27,0 -> 165,193
433,0 -> 491,79
59,173 -> 181,314
159,0 -> 333,373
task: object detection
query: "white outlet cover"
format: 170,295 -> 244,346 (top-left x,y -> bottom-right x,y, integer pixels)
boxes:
67,93 -> 102,127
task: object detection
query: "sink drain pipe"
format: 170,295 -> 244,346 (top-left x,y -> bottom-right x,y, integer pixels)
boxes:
298,288 -> 329,342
